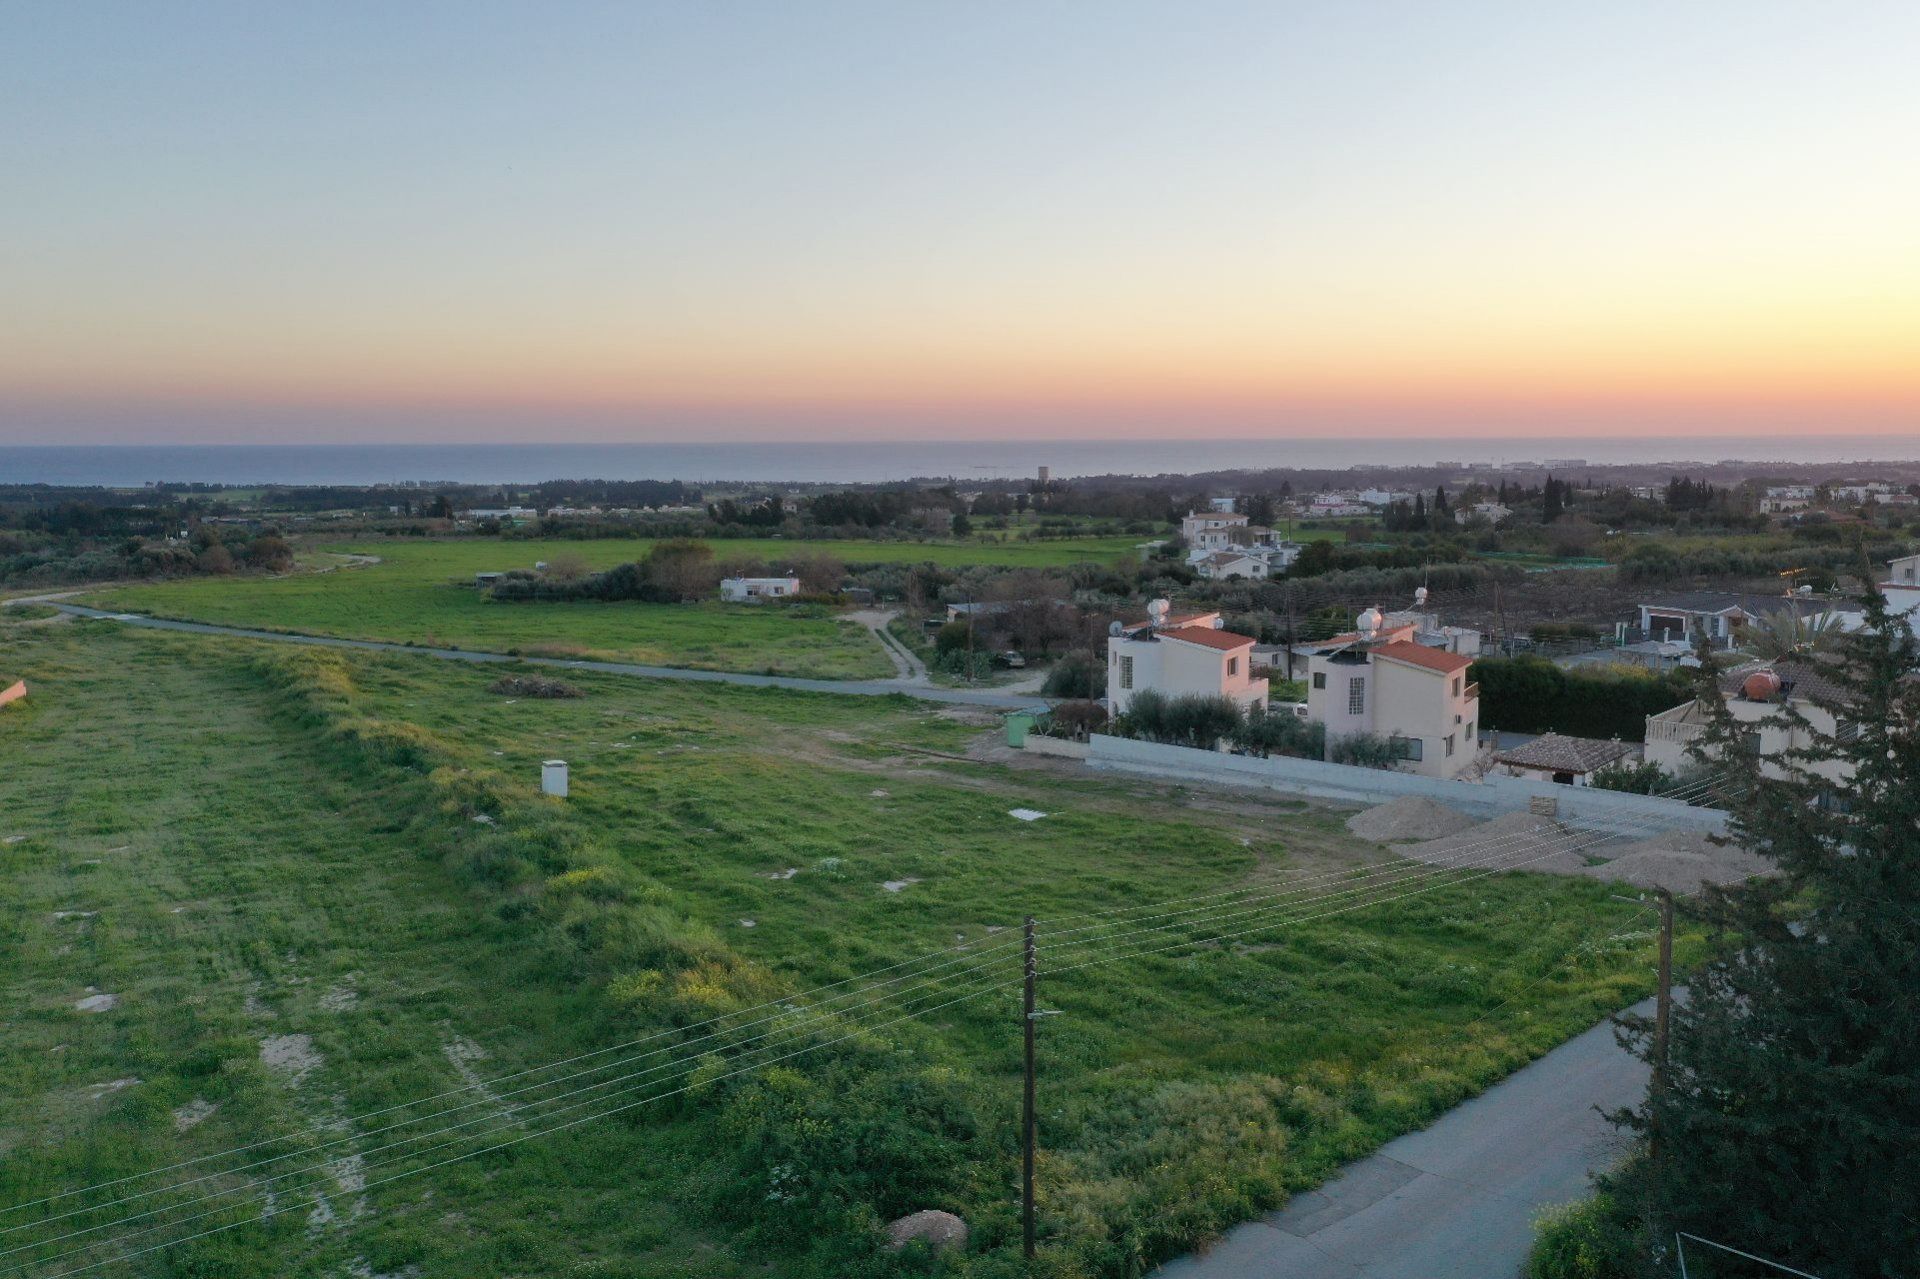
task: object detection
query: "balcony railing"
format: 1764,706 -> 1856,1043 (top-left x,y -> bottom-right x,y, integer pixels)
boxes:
1463,682 -> 1479,701
1645,715 -> 1706,746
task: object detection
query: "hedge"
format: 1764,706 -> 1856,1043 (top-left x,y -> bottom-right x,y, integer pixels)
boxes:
1467,655 -> 1691,741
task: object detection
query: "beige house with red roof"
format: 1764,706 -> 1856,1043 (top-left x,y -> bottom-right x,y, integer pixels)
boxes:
1305,612 -> 1481,779
1107,603 -> 1267,718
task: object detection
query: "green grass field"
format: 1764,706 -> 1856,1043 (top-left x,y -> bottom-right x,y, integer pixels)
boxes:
81,537 -> 1149,678
0,613 -> 1668,1278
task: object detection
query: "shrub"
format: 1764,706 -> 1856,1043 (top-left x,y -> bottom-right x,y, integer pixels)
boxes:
1118,690 -> 1242,750
1326,731 -> 1406,769
1230,707 -> 1325,759
1045,700 -> 1108,739
1587,758 -> 1670,794
1042,649 -> 1107,699
1526,1194 -> 1637,1279
1469,655 -> 1690,741
933,620 -> 973,656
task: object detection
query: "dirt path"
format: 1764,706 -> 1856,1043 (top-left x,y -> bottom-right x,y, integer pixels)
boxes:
847,609 -> 929,683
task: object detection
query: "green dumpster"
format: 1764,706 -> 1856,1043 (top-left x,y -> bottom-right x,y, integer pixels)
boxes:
1006,712 -> 1036,747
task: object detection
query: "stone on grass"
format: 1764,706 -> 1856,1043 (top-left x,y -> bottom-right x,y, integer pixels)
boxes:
885,1209 -> 969,1252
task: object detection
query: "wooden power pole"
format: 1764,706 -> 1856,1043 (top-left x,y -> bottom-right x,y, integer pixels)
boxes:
1022,916 -> 1038,1261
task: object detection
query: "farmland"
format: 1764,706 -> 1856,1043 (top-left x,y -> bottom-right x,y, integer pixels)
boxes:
78,537 -> 1153,679
1,614 -> 1664,1278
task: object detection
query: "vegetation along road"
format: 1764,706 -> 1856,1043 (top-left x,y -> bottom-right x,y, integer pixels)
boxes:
1156,998 -> 1653,1278
30,603 -> 1054,710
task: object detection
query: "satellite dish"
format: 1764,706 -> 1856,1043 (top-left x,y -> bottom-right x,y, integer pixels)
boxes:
1146,598 -> 1170,626
1357,605 -> 1383,640
1413,586 -> 1429,607
1109,620 -> 1124,637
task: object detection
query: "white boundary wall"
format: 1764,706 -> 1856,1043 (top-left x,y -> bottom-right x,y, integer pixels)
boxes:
1084,734 -> 1725,837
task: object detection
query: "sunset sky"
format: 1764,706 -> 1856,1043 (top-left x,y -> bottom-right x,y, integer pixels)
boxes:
3,1 -> 1918,445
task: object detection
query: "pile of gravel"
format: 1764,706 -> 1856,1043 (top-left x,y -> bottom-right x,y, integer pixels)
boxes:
1400,811 -> 1591,874
1346,796 -> 1478,843
1581,829 -> 1773,892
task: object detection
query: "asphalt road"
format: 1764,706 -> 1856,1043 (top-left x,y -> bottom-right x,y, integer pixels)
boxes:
1154,999 -> 1652,1279
25,604 -> 1053,711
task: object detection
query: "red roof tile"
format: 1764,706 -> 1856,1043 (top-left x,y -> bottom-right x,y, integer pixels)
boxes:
1158,625 -> 1256,651
1370,640 -> 1474,675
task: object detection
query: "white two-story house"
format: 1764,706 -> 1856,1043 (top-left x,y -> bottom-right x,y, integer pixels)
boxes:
1107,604 -> 1267,718
1304,609 -> 1480,779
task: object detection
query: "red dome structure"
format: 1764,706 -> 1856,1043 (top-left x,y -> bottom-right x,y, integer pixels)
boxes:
1742,669 -> 1783,701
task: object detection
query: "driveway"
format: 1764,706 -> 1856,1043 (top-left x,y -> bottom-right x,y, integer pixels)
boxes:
1154,1000 -> 1650,1279
17,604 -> 1053,712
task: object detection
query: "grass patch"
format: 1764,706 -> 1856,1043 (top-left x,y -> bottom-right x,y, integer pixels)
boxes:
83,541 -> 905,679
0,621 -> 1666,1277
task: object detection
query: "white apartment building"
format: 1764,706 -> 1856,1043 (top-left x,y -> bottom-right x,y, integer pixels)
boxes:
1107,604 -> 1267,718
1304,615 -> 1480,780
720,576 -> 800,602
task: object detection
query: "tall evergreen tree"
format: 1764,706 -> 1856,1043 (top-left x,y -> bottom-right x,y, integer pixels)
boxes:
1607,574 -> 1920,1275
1542,474 -> 1564,522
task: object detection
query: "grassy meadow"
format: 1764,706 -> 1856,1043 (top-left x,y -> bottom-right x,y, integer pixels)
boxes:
80,536 -> 1149,679
0,614 -> 1668,1277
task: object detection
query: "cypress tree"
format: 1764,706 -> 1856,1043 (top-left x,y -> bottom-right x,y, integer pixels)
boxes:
1607,574 -> 1920,1275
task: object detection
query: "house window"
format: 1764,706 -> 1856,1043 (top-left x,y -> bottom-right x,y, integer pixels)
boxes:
1347,677 -> 1365,715
1464,721 -> 1474,742
1118,656 -> 1134,690
1444,734 -> 1456,757
1451,676 -> 1460,697
1227,656 -> 1239,676
1312,672 -> 1326,690
1836,719 -> 1861,744
1389,735 -> 1423,761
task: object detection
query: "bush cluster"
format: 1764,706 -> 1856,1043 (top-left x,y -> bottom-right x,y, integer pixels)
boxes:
1469,656 -> 1690,741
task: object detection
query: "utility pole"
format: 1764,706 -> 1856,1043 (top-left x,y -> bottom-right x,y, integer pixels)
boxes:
966,590 -> 976,686
1653,887 -> 1674,1101
1022,916 -> 1037,1262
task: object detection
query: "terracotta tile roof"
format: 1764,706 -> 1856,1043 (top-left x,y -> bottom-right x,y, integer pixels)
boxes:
1370,640 -> 1474,675
1158,625 -> 1256,651
1494,732 -> 1635,774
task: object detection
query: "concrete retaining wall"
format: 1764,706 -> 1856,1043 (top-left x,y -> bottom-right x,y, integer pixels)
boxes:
1085,735 -> 1724,837
1021,735 -> 1091,760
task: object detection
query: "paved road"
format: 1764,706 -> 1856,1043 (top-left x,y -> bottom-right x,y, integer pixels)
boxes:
1155,1000 -> 1651,1279
19,603 -> 1053,711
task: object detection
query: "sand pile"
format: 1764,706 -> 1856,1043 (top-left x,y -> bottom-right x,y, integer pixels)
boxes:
1581,829 -> 1772,892
1346,796 -> 1478,843
1400,811 -> 1591,874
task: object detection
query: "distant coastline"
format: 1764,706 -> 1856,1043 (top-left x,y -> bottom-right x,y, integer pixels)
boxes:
5,436 -> 1920,487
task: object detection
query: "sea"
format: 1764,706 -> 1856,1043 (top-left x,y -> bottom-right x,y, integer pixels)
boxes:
3,437 -> 1919,488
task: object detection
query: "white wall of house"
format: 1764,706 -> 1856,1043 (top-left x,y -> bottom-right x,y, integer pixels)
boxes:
1370,655 -> 1479,779
1887,554 -> 1920,587
1645,697 -> 1853,786
1305,647 -> 1478,779
720,577 -> 800,602
1108,631 -> 1266,717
